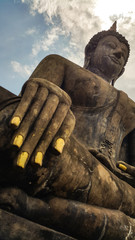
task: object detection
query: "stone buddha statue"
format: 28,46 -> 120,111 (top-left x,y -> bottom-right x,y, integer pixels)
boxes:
0,22 -> 135,239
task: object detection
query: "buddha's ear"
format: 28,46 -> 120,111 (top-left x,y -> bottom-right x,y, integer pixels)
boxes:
83,56 -> 91,69
118,67 -> 125,78
112,68 -> 125,86
83,50 -> 93,69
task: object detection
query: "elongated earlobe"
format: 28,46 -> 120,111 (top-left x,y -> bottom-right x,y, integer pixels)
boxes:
112,80 -> 115,86
118,68 -> 125,78
83,56 -> 91,69
112,68 -> 125,86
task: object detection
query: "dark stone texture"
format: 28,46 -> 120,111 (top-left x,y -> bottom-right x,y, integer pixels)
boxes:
0,209 -> 76,240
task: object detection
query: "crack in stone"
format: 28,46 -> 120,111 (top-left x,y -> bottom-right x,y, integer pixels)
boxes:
98,214 -> 107,240
125,223 -> 132,240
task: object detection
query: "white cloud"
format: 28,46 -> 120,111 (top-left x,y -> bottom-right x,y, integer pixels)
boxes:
32,42 -> 41,56
31,26 -> 65,56
25,28 -> 36,35
22,0 -> 100,51
11,61 -> 35,78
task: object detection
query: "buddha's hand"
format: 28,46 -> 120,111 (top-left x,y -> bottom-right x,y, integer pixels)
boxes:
116,161 -> 135,177
10,78 -> 75,169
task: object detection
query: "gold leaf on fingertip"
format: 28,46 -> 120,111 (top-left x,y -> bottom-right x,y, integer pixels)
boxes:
10,116 -> 21,127
54,138 -> 65,154
35,152 -> 43,166
118,163 -> 127,171
13,135 -> 23,148
17,152 -> 29,168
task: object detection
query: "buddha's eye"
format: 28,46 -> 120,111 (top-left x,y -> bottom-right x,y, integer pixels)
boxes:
106,42 -> 116,49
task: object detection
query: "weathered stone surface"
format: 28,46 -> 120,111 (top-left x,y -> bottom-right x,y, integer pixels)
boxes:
0,209 -> 76,240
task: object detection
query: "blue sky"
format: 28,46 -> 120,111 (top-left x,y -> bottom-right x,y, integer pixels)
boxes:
0,0 -> 135,100
0,0 -> 51,93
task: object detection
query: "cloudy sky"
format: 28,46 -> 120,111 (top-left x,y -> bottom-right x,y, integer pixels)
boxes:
0,0 -> 135,101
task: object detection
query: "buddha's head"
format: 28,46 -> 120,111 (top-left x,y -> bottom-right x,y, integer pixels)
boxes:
84,22 -> 130,85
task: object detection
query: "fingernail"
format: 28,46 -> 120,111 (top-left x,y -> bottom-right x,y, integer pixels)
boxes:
118,163 -> 127,171
35,152 -> 43,166
13,135 -> 23,148
10,116 -> 21,128
54,138 -> 65,154
17,152 -> 28,168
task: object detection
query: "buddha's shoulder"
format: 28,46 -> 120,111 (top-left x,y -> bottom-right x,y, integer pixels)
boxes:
43,54 -> 78,66
124,92 -> 135,113
118,90 -> 135,109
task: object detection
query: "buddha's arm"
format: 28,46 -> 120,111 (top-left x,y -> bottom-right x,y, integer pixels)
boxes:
128,129 -> 135,165
126,98 -> 135,166
117,97 -> 135,175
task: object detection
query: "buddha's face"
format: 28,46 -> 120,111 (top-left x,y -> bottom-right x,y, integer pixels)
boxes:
89,35 -> 128,83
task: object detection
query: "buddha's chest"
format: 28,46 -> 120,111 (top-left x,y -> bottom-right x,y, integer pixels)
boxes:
72,104 -> 124,163
70,89 -> 129,163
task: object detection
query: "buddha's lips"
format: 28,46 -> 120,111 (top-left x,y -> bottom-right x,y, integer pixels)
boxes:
109,55 -> 120,65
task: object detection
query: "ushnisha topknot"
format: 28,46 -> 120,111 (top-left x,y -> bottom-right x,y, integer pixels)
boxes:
84,21 -> 130,67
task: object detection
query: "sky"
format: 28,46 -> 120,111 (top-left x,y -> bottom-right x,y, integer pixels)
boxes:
0,0 -> 135,101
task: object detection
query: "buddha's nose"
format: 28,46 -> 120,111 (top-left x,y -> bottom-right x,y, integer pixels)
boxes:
113,50 -> 122,59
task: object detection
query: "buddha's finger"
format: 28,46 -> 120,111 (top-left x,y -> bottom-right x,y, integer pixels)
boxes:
10,81 -> 38,128
33,103 -> 69,166
15,94 -> 59,168
52,110 -> 76,154
117,161 -> 135,177
11,87 -> 48,148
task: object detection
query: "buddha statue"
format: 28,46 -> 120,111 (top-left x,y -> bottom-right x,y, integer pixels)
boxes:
0,22 -> 135,239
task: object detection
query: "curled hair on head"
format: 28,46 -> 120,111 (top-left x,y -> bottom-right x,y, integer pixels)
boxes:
84,30 -> 130,69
